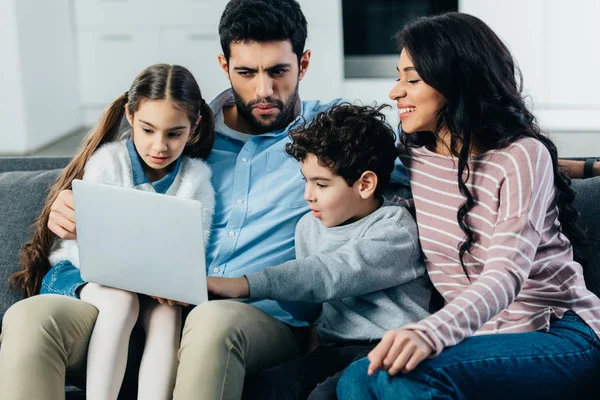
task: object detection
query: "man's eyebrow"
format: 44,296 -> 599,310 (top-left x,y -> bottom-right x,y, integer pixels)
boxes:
233,66 -> 258,72
265,63 -> 292,72
139,120 -> 186,130
233,63 -> 292,73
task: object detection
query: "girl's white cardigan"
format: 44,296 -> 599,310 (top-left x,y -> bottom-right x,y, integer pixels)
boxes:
48,140 -> 215,268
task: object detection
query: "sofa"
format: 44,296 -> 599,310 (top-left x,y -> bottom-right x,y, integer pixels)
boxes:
1,155 -> 599,399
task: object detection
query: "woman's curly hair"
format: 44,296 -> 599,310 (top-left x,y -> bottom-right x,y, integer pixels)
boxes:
285,102 -> 398,196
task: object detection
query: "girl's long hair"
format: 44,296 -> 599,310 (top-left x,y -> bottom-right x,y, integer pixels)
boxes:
396,13 -> 584,277
11,64 -> 215,297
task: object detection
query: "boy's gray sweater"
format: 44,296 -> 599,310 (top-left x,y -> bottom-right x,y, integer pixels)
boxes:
245,201 -> 432,343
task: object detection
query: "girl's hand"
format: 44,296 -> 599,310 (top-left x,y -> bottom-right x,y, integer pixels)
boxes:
206,276 -> 249,298
367,328 -> 434,376
150,296 -> 188,307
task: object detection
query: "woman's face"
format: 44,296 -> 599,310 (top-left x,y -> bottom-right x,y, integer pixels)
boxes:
389,49 -> 446,134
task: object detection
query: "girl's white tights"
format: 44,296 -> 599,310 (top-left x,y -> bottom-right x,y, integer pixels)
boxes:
80,283 -> 182,400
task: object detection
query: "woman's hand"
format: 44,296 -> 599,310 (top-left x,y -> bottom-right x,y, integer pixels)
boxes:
367,328 -> 434,376
206,276 -> 249,298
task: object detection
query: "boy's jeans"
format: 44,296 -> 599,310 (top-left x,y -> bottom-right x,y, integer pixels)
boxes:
337,311 -> 600,400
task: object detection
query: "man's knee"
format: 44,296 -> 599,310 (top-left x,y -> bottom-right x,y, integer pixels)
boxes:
183,300 -> 253,340
3,295 -> 98,336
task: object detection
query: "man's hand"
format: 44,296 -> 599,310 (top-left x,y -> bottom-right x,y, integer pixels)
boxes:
48,189 -> 77,240
367,328 -> 434,376
150,296 -> 189,307
206,276 -> 249,298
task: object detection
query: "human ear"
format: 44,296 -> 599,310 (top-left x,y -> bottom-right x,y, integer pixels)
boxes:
357,171 -> 378,199
125,104 -> 134,127
218,54 -> 230,80
298,50 -> 311,81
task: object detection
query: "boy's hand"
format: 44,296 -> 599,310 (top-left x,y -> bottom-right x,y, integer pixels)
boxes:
206,276 -> 249,298
367,328 -> 433,376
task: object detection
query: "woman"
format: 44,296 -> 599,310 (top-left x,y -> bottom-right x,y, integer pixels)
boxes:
337,12 -> 600,399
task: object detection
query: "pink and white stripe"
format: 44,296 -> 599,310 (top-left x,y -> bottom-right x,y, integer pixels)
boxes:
398,138 -> 600,355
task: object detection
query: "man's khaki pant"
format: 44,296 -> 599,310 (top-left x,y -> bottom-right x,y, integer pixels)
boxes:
0,295 -> 302,400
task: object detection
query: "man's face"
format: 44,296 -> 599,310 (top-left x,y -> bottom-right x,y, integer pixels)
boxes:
220,40 -> 309,133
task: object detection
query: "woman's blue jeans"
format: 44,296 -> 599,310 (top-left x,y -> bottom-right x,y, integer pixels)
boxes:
337,312 -> 600,399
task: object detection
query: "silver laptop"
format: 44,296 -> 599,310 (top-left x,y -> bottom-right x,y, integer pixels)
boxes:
72,179 -> 208,305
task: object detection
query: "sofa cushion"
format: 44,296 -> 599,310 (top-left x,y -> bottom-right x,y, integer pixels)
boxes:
0,157 -> 71,173
0,169 -> 62,320
572,176 -> 600,297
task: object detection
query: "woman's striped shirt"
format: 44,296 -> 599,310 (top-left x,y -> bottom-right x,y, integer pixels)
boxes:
398,137 -> 600,355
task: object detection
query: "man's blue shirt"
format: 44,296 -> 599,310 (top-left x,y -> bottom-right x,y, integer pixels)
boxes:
205,90 -> 409,326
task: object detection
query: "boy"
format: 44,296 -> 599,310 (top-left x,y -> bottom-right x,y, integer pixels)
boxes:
207,103 -> 431,399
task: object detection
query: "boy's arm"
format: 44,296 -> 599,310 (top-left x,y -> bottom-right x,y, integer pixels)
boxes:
245,209 -> 425,303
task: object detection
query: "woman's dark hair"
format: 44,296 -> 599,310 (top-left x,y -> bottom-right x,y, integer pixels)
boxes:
396,12 -> 584,277
11,64 -> 214,298
218,0 -> 308,64
285,103 -> 398,197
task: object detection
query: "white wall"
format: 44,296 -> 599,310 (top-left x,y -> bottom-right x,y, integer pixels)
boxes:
74,0 -> 345,125
0,0 -> 28,153
0,0 -> 81,155
16,0 -> 81,152
460,0 -> 600,156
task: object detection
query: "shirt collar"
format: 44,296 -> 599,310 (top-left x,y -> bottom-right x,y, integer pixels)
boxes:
126,139 -> 181,194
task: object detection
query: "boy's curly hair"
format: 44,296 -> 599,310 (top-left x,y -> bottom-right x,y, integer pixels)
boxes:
285,103 -> 398,196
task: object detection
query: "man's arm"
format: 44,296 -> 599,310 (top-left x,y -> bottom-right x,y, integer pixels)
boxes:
558,159 -> 600,179
48,190 -> 77,239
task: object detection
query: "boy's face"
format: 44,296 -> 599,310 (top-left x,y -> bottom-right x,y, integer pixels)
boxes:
300,154 -> 363,227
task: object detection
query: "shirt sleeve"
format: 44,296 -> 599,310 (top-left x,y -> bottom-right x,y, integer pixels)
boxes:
403,140 -> 555,354
245,209 -> 425,302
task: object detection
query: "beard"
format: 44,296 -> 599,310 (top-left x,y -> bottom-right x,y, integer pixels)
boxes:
231,82 -> 300,132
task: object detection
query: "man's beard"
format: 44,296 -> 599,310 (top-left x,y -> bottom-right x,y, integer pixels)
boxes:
231,83 -> 299,133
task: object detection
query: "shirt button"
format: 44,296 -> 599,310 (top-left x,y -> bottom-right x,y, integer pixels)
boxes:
237,199 -> 243,205
228,231 -> 235,237
241,157 -> 248,163
212,267 -> 220,273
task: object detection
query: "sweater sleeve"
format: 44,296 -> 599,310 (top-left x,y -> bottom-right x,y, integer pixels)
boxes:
81,142 -> 125,185
245,208 -> 425,302
403,140 -> 554,354
183,159 -> 215,247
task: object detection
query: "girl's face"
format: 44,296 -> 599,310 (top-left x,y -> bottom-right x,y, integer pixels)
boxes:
389,49 -> 446,134
126,98 -> 195,181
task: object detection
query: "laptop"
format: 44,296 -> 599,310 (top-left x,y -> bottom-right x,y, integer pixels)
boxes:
72,179 -> 208,305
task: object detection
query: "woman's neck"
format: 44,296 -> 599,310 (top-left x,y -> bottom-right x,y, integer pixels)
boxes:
433,129 -> 481,157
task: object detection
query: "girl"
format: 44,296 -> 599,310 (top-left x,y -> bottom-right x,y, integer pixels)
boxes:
9,64 -> 215,400
337,13 -> 600,400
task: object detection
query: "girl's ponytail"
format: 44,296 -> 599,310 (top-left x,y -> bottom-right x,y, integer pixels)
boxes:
10,94 -> 128,297
185,99 -> 215,160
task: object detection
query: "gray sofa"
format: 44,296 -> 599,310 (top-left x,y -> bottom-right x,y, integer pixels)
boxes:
1,156 -> 599,398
